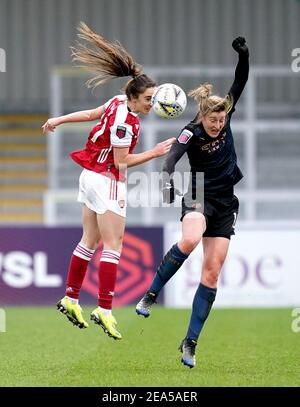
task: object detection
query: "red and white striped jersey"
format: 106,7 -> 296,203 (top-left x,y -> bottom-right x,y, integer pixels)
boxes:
70,95 -> 141,181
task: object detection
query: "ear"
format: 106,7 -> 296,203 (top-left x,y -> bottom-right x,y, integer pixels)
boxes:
197,112 -> 203,123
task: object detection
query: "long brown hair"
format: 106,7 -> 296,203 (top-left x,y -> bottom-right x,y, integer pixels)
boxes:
71,22 -> 156,98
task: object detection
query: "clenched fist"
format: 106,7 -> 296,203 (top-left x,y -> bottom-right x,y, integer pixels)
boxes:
232,36 -> 249,57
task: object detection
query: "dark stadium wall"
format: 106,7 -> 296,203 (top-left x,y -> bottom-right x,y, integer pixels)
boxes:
0,0 -> 299,112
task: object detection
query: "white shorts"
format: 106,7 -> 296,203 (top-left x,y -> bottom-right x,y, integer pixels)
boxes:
77,169 -> 126,217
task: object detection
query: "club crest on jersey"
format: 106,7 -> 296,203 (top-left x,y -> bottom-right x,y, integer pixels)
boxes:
178,129 -> 193,144
116,125 -> 127,139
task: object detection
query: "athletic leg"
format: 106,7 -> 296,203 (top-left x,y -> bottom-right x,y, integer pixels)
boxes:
90,210 -> 125,340
180,237 -> 230,368
57,204 -> 101,329
136,212 -> 206,317
65,204 -> 101,298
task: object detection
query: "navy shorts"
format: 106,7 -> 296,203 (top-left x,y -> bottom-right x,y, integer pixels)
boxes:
181,194 -> 239,239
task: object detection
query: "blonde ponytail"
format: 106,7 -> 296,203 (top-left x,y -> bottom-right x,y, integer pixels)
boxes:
188,83 -> 233,117
188,83 -> 213,104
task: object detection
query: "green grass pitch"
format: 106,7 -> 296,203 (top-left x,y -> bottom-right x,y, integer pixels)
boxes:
0,306 -> 299,387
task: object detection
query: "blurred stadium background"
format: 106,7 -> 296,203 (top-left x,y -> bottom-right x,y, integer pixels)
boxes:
0,0 -> 300,387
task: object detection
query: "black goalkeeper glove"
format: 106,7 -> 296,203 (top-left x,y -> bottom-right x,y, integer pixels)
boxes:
232,36 -> 249,57
162,179 -> 182,204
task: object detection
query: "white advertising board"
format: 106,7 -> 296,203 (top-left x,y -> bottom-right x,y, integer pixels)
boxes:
164,223 -> 300,308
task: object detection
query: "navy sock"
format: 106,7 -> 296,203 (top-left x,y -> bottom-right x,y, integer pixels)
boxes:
149,244 -> 189,295
186,283 -> 217,341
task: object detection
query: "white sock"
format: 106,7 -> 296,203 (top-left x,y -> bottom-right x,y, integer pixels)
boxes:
67,296 -> 79,305
99,306 -> 111,316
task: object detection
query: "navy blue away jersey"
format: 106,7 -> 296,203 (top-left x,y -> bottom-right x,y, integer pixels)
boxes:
177,117 -> 243,195
162,52 -> 249,197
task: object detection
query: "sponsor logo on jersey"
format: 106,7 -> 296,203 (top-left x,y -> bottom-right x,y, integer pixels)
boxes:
201,132 -> 226,153
178,129 -> 193,144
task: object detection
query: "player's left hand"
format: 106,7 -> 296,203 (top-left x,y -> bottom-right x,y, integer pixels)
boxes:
232,36 -> 249,56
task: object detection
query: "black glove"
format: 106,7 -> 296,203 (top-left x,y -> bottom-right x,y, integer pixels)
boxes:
162,179 -> 181,204
232,36 -> 249,57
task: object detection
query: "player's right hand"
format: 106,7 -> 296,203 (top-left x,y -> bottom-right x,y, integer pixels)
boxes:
162,179 -> 182,204
42,118 -> 59,133
153,137 -> 176,158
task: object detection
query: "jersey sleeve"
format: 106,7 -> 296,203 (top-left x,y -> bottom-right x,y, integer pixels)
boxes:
102,96 -> 115,111
103,94 -> 126,109
227,53 -> 249,115
162,127 -> 193,178
110,123 -> 133,148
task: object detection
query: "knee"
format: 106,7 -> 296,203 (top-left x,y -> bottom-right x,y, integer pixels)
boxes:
201,259 -> 223,287
179,235 -> 201,254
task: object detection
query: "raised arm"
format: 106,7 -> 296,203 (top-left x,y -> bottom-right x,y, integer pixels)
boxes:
42,105 -> 105,133
228,37 -> 249,109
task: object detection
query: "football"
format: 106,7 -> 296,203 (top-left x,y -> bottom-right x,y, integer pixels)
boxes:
151,83 -> 187,119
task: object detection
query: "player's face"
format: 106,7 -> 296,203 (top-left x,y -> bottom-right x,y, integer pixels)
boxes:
130,87 -> 155,114
202,111 -> 226,138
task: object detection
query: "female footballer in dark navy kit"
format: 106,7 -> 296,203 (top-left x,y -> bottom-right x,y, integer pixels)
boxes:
136,37 -> 249,368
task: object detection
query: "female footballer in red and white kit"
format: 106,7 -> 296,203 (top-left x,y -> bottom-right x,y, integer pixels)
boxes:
42,22 -> 174,340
